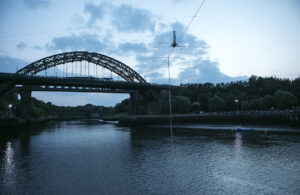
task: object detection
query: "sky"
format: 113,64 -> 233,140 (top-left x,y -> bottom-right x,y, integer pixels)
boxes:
0,0 -> 299,106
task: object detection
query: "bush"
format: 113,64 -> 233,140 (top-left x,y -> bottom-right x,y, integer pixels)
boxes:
191,101 -> 201,112
249,98 -> 263,110
275,90 -> 297,109
208,96 -> 225,112
263,95 -> 275,109
241,101 -> 249,111
174,96 -> 192,113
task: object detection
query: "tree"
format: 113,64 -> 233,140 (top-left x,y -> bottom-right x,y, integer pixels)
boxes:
191,101 -> 201,112
208,96 -> 225,112
175,96 -> 192,113
241,101 -> 249,111
263,95 -> 275,109
249,98 -> 263,110
275,90 -> 297,109
115,99 -> 131,113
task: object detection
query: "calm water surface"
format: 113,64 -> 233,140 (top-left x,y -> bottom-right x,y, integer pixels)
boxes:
0,120 -> 300,194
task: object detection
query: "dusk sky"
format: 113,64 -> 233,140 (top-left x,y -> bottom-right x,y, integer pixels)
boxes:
0,0 -> 299,106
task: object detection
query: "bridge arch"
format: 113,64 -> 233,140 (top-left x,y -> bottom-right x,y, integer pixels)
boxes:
17,51 -> 146,83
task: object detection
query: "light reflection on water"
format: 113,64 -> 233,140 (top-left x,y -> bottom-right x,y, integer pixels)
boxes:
2,141 -> 16,191
0,121 -> 299,194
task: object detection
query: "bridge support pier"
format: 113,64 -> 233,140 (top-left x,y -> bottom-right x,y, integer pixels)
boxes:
130,93 -> 136,115
20,86 -> 32,120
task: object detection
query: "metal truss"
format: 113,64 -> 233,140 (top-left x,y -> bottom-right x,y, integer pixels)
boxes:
16,51 -> 146,83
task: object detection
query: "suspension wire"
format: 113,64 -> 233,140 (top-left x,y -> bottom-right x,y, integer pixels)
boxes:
178,0 -> 206,42
96,64 -> 97,77
88,61 -> 90,77
75,61 -> 77,76
84,61 -> 86,76
66,63 -> 68,77
72,61 -> 73,76
80,61 -> 82,76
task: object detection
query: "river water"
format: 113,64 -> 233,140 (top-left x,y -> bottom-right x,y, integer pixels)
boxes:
0,120 -> 300,194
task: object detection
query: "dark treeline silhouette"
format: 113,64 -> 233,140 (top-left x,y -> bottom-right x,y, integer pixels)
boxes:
116,75 -> 300,114
0,95 -> 116,118
173,75 -> 300,112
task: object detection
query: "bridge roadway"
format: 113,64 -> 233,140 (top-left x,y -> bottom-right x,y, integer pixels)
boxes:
0,73 -> 176,93
0,73 -> 174,94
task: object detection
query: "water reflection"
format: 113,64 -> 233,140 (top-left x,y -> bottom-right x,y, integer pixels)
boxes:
234,132 -> 243,154
2,141 -> 16,190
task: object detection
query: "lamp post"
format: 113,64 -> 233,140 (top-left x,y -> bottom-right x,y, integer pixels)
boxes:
8,104 -> 12,118
235,100 -> 239,113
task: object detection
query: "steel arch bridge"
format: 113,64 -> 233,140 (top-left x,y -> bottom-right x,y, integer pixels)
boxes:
17,51 -> 146,82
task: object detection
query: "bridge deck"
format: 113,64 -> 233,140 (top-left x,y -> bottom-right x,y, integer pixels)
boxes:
0,73 -> 175,92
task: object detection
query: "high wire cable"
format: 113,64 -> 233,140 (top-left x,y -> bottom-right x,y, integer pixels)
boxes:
178,0 -> 206,42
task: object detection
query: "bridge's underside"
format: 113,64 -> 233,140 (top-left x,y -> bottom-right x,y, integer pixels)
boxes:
0,73 -> 169,92
0,73 -> 172,98
14,85 -> 135,94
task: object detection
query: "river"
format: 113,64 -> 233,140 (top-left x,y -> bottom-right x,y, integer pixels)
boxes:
1,120 -> 300,194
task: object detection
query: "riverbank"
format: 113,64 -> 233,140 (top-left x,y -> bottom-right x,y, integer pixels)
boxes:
146,123 -> 300,134
0,116 -> 101,129
116,113 -> 300,127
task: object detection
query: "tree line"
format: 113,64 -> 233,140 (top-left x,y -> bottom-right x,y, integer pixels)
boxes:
116,75 -> 300,114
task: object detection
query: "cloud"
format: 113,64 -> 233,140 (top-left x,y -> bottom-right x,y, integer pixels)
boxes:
117,42 -> 148,54
178,60 -> 247,83
0,56 -> 28,73
111,4 -> 155,32
16,42 -> 27,50
46,34 -> 111,52
83,2 -> 155,32
84,2 -> 110,26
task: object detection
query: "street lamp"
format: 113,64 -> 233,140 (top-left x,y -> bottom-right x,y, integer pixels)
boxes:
8,104 -> 12,118
234,100 -> 239,113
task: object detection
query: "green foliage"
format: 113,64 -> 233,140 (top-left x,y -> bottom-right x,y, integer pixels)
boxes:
275,90 -> 297,109
31,102 -> 44,118
241,101 -> 249,111
263,95 -> 275,109
208,96 -> 225,112
115,98 -> 131,113
191,101 -> 201,112
174,96 -> 191,113
249,98 -> 263,110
